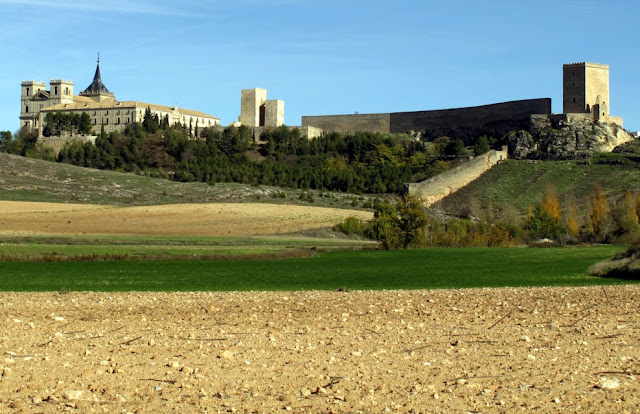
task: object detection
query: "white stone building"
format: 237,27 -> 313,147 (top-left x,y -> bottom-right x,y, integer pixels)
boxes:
20,59 -> 220,137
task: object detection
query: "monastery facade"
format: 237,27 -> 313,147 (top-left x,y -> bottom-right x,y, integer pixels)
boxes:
20,59 -> 220,138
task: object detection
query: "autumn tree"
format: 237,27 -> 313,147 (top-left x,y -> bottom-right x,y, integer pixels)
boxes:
611,190 -> 639,238
589,184 -> 610,240
565,194 -> 580,239
397,194 -> 429,248
542,183 -> 562,221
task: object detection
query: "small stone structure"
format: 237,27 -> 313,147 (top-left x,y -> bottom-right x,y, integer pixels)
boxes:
406,147 -> 508,206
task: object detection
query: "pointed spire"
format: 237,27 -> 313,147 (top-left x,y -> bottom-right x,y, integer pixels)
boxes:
81,53 -> 114,100
93,57 -> 102,83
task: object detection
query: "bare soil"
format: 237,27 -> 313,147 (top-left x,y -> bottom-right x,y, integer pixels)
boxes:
0,201 -> 372,237
1,286 -> 638,413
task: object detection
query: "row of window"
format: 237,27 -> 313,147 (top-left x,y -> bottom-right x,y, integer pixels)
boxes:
93,117 -> 130,125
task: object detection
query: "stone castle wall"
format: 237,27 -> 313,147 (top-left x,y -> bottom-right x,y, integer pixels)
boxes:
301,113 -> 390,134
389,99 -> 552,134
406,147 -> 508,206
301,99 -> 551,136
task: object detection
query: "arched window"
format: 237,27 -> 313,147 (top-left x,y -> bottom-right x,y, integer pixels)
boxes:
26,87 -> 30,96
25,106 -> 29,113
55,86 -> 58,95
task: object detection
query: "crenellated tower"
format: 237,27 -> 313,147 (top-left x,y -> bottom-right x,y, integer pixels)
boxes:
563,62 -> 610,118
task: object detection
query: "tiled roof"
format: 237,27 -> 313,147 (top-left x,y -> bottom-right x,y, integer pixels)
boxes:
42,97 -> 218,119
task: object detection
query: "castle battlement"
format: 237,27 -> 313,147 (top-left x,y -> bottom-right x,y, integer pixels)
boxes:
563,62 -> 609,69
50,79 -> 74,84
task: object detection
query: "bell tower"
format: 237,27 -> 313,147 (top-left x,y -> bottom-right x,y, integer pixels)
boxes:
20,80 -> 46,130
49,79 -> 74,106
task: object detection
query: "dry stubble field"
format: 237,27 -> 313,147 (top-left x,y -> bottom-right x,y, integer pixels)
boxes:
0,201 -> 638,412
0,201 -> 372,237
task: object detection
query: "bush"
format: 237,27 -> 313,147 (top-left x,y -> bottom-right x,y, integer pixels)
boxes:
298,192 -> 314,203
335,216 -> 366,236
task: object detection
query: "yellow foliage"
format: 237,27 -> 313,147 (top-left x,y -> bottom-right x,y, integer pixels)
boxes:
589,184 -> 610,237
565,194 -> 580,238
542,184 -> 562,221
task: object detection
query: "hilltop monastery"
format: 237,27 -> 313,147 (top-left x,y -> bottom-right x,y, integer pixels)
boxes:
20,58 -> 221,137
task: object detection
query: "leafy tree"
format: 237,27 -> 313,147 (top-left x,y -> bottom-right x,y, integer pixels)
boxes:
0,131 -> 12,149
589,184 -> 611,240
397,194 -> 429,248
371,201 -> 403,250
370,195 -> 428,249
473,135 -> 490,156
445,138 -> 467,157
542,183 -> 562,221
611,190 -> 639,238
524,206 -> 564,240
565,194 -> 580,239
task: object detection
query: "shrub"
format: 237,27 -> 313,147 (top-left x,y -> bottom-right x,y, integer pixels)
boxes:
335,216 -> 366,236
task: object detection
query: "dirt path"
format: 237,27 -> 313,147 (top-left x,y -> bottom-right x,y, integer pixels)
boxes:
0,285 -> 638,412
0,201 -> 372,236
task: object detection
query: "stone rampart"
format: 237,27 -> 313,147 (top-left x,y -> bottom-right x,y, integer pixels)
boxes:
301,113 -> 390,134
389,99 -> 551,134
406,147 -> 508,206
301,99 -> 551,138
40,135 -> 96,154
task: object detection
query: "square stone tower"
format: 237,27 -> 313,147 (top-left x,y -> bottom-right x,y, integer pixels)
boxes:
240,88 -> 267,127
563,62 -> 610,116
49,79 -> 74,106
239,88 -> 285,127
20,81 -> 46,130
264,99 -> 284,127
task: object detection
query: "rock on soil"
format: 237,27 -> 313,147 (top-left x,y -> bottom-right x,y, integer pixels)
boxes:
0,285 -> 638,412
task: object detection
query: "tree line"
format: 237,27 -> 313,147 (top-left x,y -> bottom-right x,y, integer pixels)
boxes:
337,184 -> 640,249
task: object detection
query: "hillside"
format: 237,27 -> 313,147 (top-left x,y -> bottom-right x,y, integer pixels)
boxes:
0,153 -> 372,209
436,155 -> 640,220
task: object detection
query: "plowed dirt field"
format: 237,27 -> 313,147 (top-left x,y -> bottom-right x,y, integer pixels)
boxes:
1,286 -> 638,412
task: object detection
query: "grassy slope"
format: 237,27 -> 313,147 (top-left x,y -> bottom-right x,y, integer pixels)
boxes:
0,246 -> 632,292
0,153 -> 373,208
437,158 -> 640,219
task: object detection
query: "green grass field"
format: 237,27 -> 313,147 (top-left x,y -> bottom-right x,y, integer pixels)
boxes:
0,234 -> 373,261
0,245 -> 633,292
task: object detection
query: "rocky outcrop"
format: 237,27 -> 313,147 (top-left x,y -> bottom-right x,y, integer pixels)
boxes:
506,117 -> 634,160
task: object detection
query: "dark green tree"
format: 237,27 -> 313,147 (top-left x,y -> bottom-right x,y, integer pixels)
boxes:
473,135 -> 490,156
142,107 -> 159,133
524,206 -> 564,240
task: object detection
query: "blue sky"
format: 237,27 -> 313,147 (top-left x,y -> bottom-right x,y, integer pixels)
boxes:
1,0 -> 638,133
